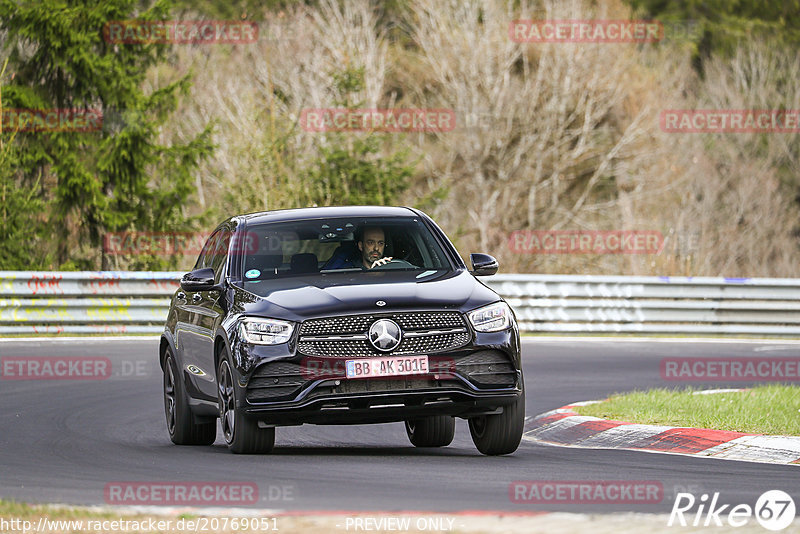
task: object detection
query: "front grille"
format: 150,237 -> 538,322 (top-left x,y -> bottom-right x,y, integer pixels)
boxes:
455,350 -> 517,388
299,312 -> 466,336
298,331 -> 471,358
297,311 -> 471,358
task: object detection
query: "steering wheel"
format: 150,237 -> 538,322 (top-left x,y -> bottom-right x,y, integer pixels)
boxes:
371,259 -> 416,270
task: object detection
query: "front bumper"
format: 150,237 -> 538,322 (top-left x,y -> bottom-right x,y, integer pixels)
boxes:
231,319 -> 523,426
242,377 -> 523,425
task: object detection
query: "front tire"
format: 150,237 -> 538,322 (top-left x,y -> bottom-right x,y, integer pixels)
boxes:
163,350 -> 216,446
218,358 -> 275,454
404,416 -> 455,447
468,388 -> 525,455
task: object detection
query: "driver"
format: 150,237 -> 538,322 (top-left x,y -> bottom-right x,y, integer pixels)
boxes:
358,226 -> 393,269
322,225 -> 394,270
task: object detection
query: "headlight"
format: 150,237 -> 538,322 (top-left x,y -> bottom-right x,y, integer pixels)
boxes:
238,317 -> 294,345
468,302 -> 514,332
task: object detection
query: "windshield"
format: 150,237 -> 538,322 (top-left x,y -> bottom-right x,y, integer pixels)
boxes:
239,216 -> 452,281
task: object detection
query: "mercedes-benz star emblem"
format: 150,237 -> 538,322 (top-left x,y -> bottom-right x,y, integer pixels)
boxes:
368,319 -> 402,352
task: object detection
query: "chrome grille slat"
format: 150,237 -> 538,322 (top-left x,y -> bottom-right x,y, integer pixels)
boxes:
300,333 -> 368,341
404,327 -> 466,337
299,312 -> 466,336
298,331 -> 471,357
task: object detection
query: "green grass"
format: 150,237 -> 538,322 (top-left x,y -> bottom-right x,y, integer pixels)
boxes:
0,499 -> 119,520
573,385 -> 800,435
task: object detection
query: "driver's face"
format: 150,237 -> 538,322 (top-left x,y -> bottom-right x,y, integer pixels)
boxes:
359,228 -> 385,268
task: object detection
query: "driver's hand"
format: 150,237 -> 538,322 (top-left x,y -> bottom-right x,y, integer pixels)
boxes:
370,256 -> 393,268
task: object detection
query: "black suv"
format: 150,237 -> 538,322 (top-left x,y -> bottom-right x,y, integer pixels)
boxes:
160,206 -> 525,455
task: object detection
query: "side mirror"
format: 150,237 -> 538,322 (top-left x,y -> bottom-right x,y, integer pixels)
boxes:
470,253 -> 498,276
180,267 -> 216,292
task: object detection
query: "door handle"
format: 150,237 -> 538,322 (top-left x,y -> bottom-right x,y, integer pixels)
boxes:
192,293 -> 202,303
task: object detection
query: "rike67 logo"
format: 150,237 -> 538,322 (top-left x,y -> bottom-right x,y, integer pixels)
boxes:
669,490 -> 795,531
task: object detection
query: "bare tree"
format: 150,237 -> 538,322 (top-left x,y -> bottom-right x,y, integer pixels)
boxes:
658,41 -> 800,277
404,0 -> 671,273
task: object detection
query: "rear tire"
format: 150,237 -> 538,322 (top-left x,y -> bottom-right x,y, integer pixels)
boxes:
405,416 -> 455,447
218,358 -> 275,454
163,350 -> 216,446
468,388 -> 525,455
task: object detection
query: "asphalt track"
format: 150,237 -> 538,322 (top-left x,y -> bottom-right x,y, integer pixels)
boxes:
0,337 -> 798,514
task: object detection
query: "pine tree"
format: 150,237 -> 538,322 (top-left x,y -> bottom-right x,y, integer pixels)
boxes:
0,0 -> 213,269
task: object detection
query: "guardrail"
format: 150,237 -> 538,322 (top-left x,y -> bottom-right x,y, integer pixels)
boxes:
0,272 -> 179,334
485,274 -> 800,336
1,271 -> 799,336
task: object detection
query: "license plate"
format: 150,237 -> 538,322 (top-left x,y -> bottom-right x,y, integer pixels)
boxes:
345,355 -> 429,379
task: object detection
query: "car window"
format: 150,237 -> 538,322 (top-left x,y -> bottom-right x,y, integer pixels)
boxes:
194,229 -> 221,271
209,230 -> 231,283
241,217 -> 451,281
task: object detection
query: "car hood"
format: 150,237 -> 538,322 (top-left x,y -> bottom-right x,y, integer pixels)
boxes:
232,270 -> 500,321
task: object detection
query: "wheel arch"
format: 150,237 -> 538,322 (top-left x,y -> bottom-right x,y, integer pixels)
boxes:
214,332 -> 230,377
159,332 -> 177,371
